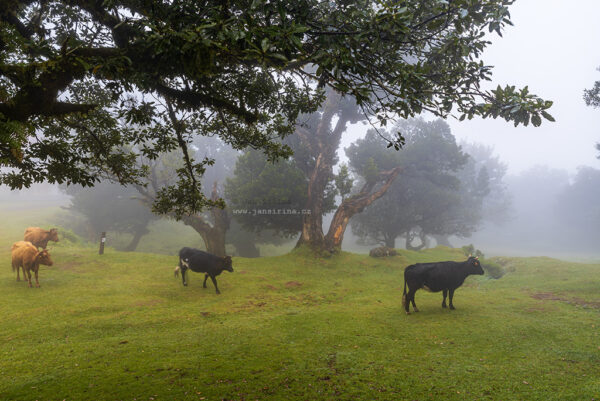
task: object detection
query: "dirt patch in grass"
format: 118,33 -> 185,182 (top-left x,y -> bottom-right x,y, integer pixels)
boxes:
57,261 -> 83,272
134,299 -> 164,308
285,281 -> 302,288
531,292 -> 600,309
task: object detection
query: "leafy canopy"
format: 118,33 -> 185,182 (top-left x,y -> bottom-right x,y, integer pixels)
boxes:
348,118 -> 489,247
1,0 -> 553,215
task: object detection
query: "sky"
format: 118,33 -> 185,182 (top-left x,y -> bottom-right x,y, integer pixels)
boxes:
342,0 -> 600,175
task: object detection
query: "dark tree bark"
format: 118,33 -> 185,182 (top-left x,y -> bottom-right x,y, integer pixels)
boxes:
384,235 -> 396,249
433,234 -> 453,247
231,239 -> 260,258
181,182 -> 230,257
123,227 -> 149,252
136,176 -> 230,256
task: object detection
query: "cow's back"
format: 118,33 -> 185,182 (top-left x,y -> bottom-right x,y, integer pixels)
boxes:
24,227 -> 46,247
179,247 -> 220,273
405,261 -> 465,292
11,241 -> 37,265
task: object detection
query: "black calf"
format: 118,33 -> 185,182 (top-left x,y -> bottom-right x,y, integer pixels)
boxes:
176,247 -> 234,294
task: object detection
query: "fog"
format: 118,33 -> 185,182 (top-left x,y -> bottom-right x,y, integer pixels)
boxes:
2,1 -> 600,260
338,0 -> 600,259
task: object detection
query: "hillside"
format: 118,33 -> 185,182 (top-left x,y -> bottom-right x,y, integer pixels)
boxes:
1,208 -> 599,400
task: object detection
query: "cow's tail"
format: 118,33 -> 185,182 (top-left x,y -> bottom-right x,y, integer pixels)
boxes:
402,271 -> 407,308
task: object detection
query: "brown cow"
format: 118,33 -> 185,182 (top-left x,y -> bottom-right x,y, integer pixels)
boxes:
11,241 -> 54,288
24,227 -> 59,249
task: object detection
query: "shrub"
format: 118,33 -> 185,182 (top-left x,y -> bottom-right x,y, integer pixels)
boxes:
462,244 -> 484,259
482,260 -> 505,279
369,246 -> 397,257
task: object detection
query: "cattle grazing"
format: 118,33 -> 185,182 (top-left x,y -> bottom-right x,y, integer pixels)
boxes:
175,247 -> 233,294
24,227 -> 59,249
11,241 -> 54,288
402,256 -> 484,314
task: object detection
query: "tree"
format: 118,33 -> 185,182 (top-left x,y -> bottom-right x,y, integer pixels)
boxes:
1,0 -> 554,217
334,164 -> 354,201
348,118 -> 484,249
63,182 -> 157,251
285,89 -> 401,252
225,149 -> 317,238
458,141 -> 511,227
584,68 -> 600,157
132,135 -> 239,256
555,167 -> 600,250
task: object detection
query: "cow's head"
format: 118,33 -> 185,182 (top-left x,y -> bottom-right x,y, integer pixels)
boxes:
49,228 -> 59,242
222,256 -> 234,272
467,256 -> 484,275
37,249 -> 54,266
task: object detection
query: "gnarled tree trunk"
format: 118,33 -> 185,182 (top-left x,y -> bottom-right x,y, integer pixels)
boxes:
384,235 -> 396,249
181,182 -> 230,256
295,90 -> 364,252
324,167 -> 401,252
123,227 -> 149,251
136,177 -> 230,256
295,91 -> 343,250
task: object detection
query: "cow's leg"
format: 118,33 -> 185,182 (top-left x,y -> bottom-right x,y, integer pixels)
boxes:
406,288 -> 418,313
15,264 -> 20,281
448,288 -> 456,310
181,267 -> 188,286
411,293 -> 419,313
34,268 -> 40,287
209,275 -> 220,294
203,274 -> 209,288
25,268 -> 32,288
442,289 -> 448,308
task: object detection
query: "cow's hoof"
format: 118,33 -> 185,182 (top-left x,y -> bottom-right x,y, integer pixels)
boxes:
405,311 -> 411,315
450,306 -> 455,310
413,307 -> 419,312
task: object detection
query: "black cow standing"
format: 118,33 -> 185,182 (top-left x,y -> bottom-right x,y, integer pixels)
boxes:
175,247 -> 234,294
402,256 -> 484,314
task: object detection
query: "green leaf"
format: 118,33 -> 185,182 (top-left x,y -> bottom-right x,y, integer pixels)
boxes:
261,38 -> 270,52
541,111 -> 555,122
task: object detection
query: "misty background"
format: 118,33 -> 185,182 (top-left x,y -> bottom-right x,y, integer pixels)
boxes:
2,1 -> 600,261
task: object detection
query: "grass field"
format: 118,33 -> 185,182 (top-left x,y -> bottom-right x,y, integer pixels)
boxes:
1,207 -> 599,401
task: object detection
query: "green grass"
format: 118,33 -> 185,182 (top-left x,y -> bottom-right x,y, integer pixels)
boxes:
1,208 -> 599,400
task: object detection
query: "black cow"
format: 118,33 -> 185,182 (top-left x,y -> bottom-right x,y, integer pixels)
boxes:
402,256 -> 484,314
175,247 -> 234,294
